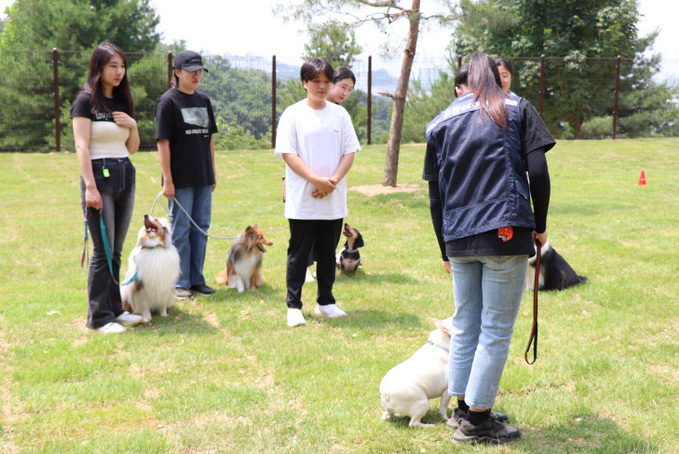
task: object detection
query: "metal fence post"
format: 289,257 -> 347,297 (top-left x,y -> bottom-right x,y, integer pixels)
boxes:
52,48 -> 61,152
612,55 -> 621,139
367,55 -> 372,145
271,55 -> 277,149
539,54 -> 545,118
167,51 -> 173,88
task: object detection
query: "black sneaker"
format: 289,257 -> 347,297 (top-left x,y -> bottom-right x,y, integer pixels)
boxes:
175,288 -> 193,299
452,417 -> 521,445
190,284 -> 215,296
446,408 -> 509,430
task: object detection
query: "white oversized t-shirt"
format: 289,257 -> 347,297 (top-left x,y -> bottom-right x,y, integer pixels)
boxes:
275,100 -> 361,220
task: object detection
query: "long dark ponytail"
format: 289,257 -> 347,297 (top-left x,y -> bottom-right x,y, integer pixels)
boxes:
83,42 -> 135,116
467,52 -> 507,130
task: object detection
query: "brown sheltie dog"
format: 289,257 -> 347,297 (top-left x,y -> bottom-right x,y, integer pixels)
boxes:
215,224 -> 273,292
121,215 -> 180,322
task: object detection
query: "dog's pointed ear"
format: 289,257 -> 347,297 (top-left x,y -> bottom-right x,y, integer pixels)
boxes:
429,317 -> 453,336
354,231 -> 364,249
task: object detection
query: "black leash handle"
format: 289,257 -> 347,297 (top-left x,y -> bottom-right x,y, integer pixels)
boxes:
525,234 -> 541,365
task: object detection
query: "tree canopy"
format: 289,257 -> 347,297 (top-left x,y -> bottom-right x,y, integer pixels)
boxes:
450,0 -> 667,138
0,0 -> 162,151
1,0 -> 160,51
303,20 -> 362,68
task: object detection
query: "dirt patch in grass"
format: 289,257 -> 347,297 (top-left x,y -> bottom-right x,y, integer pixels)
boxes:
350,184 -> 422,197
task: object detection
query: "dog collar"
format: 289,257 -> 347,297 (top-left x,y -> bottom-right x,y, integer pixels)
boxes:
344,248 -> 358,253
427,339 -> 450,353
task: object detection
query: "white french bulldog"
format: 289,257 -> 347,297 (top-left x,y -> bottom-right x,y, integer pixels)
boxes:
379,318 -> 453,428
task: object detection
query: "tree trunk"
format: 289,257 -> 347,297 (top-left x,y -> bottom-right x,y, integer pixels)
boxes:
382,0 -> 420,187
572,114 -> 583,139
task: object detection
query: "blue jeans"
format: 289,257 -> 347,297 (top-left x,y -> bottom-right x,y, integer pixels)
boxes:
448,255 -> 528,409
170,186 -> 212,289
81,158 -> 135,329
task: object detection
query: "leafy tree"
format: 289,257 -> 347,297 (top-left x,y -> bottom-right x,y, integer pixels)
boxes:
303,20 -> 362,68
200,56 -> 273,140
1,0 -> 159,52
276,0 -> 444,186
0,0 -> 160,151
450,0 -> 664,139
402,71 -> 456,143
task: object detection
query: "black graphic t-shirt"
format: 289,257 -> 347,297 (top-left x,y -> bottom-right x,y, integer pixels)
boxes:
155,88 -> 218,188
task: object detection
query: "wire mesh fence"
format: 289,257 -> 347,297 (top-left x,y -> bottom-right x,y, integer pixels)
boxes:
0,49 -> 676,152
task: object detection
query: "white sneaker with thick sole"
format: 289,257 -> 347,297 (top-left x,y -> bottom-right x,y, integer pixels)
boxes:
95,322 -> 126,333
287,308 -> 306,327
115,311 -> 144,327
314,304 -> 347,318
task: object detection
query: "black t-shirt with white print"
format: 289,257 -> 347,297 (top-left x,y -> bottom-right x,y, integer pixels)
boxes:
155,88 -> 218,189
70,92 -> 128,121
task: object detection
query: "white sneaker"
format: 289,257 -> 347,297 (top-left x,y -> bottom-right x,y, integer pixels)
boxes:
95,322 -> 126,333
287,308 -> 306,327
305,267 -> 315,283
115,311 -> 144,327
314,304 -> 347,318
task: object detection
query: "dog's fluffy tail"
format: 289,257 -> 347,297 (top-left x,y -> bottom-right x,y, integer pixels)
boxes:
215,268 -> 229,285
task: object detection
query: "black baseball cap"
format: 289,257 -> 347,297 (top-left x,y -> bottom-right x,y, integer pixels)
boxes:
174,50 -> 208,72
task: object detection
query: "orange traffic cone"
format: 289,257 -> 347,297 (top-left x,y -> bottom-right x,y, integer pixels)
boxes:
638,170 -> 646,186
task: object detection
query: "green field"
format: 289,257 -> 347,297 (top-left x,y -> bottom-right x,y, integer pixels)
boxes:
1,139 -> 678,453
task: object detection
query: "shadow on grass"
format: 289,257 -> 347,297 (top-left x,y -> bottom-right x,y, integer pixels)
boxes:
381,407 -> 452,429
336,271 -> 420,285
127,308 -> 221,336
523,414 -> 659,453
325,309 -> 421,329
381,412 -> 659,452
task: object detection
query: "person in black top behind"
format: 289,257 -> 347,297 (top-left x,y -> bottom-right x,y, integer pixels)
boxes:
156,50 -> 218,298
423,53 -> 554,445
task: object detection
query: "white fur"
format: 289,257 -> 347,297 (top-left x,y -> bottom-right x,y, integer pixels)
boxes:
229,252 -> 261,293
120,219 -> 180,322
525,241 -> 551,290
379,326 -> 452,428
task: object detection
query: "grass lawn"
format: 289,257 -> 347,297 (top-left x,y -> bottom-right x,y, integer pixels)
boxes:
1,138 -> 678,453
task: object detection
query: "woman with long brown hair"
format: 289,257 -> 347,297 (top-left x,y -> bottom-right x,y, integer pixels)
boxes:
71,42 -> 142,333
424,52 -> 554,444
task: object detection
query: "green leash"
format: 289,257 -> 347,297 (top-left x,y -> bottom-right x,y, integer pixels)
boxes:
98,209 -> 119,285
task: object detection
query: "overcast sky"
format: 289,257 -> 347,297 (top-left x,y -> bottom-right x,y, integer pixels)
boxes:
1,0 -> 677,65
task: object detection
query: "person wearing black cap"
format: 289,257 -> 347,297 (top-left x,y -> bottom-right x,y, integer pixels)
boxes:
155,50 -> 218,298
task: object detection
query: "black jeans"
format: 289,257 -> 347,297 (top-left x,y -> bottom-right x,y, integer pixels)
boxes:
286,218 -> 343,309
81,158 -> 135,329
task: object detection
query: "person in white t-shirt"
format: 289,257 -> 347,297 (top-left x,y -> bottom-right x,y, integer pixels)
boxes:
275,58 -> 361,327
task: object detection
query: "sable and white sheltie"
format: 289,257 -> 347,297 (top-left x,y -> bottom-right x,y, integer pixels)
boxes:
121,215 -> 180,322
215,224 -> 273,292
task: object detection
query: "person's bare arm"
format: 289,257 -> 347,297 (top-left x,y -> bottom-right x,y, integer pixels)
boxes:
73,117 -> 102,210
157,138 -> 174,200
